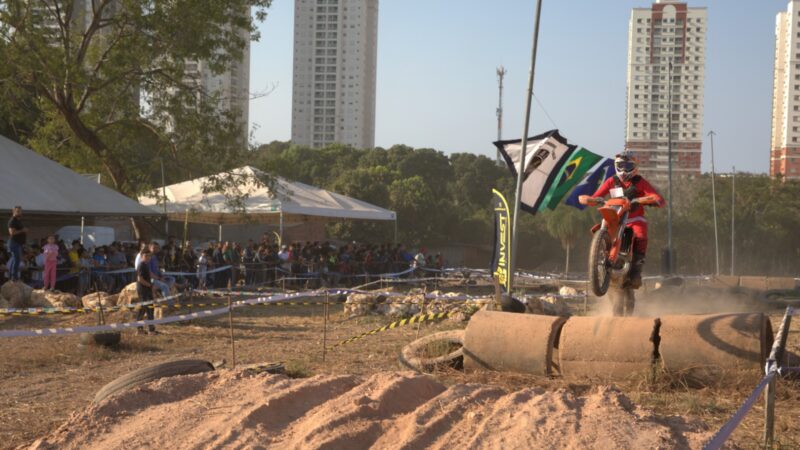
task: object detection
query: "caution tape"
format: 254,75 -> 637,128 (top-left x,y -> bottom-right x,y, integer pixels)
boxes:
702,372 -> 775,450
331,311 -> 455,348
0,291 -> 302,338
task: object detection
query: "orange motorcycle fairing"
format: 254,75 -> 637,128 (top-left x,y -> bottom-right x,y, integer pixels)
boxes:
598,206 -> 621,238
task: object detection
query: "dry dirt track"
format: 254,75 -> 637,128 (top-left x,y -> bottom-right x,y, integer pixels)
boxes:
29,370 -> 711,450
2,289 -> 800,449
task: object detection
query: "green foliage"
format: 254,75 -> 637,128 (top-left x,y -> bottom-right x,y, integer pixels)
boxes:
0,0 -> 271,197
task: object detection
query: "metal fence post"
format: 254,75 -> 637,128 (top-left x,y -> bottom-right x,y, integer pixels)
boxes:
763,306 -> 792,447
764,374 -> 776,447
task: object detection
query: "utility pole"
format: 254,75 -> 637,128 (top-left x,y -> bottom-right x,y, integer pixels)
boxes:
666,60 -> 674,274
160,157 -> 168,236
509,0 -> 544,296
496,66 -> 507,164
708,131 -> 720,276
731,166 -> 736,276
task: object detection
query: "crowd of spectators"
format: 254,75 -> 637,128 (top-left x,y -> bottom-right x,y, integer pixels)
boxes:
1,230 -> 444,296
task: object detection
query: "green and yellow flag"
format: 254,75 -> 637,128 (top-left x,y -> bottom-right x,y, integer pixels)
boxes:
538,147 -> 602,211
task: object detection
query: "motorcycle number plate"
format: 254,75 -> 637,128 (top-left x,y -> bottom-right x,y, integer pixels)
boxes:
610,187 -> 624,198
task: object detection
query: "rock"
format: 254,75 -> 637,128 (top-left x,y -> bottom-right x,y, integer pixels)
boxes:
1,281 -> 32,308
30,290 -> 54,308
50,292 -> 81,308
559,286 -> 579,296
344,292 -> 389,317
82,292 -> 117,309
117,283 -> 139,307
540,294 -> 571,316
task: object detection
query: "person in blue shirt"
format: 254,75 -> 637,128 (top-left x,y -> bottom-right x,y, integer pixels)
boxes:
148,242 -> 174,304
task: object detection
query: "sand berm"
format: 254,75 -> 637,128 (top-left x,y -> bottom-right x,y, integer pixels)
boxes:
29,369 -> 713,449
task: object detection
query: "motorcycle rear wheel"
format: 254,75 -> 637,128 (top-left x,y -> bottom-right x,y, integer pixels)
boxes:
589,229 -> 612,296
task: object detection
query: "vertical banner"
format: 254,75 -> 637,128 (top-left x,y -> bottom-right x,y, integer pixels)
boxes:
490,189 -> 511,292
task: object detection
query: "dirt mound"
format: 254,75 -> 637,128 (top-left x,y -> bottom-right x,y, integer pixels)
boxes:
30,370 -> 711,449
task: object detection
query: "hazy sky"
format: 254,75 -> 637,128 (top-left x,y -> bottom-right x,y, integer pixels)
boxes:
249,0 -> 788,174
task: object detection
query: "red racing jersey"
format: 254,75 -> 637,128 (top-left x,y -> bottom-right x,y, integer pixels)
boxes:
592,175 -> 664,220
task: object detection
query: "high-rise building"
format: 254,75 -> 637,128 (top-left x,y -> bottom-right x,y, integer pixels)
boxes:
771,1 -> 800,180
625,0 -> 706,184
184,30 -> 251,146
291,0 -> 379,149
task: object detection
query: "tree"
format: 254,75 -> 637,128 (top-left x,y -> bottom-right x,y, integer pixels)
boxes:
0,0 -> 270,197
544,205 -> 593,274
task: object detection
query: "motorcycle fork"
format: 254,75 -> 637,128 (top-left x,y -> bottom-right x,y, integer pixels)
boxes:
607,212 -> 629,264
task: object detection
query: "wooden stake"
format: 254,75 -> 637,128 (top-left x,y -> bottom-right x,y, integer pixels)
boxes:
322,291 -> 329,362
227,282 -> 236,369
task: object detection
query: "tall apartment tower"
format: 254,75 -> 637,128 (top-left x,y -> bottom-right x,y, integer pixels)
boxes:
185,31 -> 251,146
625,0 -> 706,184
771,1 -> 800,180
292,0 -> 379,149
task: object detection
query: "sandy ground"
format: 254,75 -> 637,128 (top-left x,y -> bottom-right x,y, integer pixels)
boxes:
1,288 -> 799,449
29,369 -> 712,450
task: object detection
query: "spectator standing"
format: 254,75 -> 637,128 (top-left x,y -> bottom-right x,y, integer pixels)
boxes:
42,235 -> 59,291
6,206 -> 27,282
77,248 -> 93,295
148,242 -> 173,301
136,249 -> 158,335
197,250 -> 209,289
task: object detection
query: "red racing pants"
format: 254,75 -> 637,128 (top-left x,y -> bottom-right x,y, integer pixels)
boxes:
626,219 -> 648,256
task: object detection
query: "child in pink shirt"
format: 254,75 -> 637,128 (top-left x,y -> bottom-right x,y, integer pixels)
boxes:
42,235 -> 59,291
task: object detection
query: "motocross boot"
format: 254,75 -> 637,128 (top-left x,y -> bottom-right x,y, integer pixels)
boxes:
626,253 -> 646,289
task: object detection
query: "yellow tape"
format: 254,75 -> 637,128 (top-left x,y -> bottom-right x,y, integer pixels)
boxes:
1,299 -> 469,316
332,311 -> 454,348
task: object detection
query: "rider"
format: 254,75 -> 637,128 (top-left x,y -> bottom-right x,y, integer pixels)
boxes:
579,152 -> 664,289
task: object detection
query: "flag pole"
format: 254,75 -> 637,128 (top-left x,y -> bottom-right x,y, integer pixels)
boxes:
509,0 -> 544,296
708,130 -> 720,276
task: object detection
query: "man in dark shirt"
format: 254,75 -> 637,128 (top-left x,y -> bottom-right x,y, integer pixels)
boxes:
7,206 -> 27,282
136,249 -> 158,335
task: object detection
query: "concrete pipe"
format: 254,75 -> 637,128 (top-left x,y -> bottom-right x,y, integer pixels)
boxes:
559,316 -> 659,381
659,313 -> 773,386
463,311 -> 566,376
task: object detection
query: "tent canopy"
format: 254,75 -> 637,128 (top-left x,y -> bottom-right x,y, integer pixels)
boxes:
0,134 -> 158,216
139,166 -> 396,225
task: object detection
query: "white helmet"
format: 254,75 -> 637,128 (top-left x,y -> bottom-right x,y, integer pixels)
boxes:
614,152 -> 639,182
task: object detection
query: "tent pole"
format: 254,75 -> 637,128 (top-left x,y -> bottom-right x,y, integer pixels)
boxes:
218,224 -> 222,242
80,216 -> 85,245
279,211 -> 284,242
161,157 -> 168,236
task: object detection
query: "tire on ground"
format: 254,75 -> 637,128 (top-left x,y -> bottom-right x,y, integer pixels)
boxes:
93,359 -> 215,404
79,332 -> 121,348
399,330 -> 464,373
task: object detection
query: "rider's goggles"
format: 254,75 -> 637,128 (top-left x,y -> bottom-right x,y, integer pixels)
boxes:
615,160 -> 636,172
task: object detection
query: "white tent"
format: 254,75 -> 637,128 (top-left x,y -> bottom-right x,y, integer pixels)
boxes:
139,166 -> 396,237
0,134 -> 157,216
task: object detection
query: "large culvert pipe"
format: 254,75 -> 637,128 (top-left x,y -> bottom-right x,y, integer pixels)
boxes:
463,311 -> 566,376
559,316 -> 659,381
659,313 -> 773,385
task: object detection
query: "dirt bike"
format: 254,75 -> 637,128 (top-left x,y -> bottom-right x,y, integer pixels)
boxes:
580,189 -> 658,297
586,195 -> 632,297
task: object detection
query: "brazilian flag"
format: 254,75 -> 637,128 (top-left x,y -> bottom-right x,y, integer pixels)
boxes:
538,147 -> 602,211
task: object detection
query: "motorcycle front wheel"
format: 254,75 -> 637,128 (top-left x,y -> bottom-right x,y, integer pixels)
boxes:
589,229 -> 611,296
